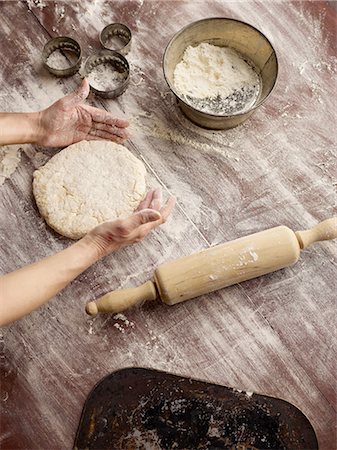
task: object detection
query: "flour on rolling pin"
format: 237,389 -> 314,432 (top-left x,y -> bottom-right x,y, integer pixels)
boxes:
173,43 -> 261,115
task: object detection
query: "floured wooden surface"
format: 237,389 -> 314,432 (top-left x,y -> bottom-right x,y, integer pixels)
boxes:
0,1 -> 336,448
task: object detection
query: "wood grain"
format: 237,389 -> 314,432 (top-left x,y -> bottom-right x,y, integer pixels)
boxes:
0,1 -> 336,449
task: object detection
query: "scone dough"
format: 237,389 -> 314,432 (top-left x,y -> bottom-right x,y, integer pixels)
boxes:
33,140 -> 147,239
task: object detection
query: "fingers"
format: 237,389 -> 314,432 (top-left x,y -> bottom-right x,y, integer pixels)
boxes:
114,194 -> 175,238
87,129 -> 126,143
84,105 -> 130,142
135,209 -> 162,224
63,78 -> 90,108
92,122 -> 129,140
136,190 -> 155,211
160,196 -> 176,221
150,188 -> 162,211
137,188 -> 163,212
137,189 -> 175,219
136,195 -> 176,238
82,104 -> 129,128
117,209 -> 162,237
78,78 -> 90,100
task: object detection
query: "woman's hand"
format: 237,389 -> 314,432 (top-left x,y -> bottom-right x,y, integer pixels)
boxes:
83,189 -> 176,259
36,78 -> 129,147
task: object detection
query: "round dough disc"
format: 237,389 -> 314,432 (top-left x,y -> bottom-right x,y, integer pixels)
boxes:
33,140 -> 147,239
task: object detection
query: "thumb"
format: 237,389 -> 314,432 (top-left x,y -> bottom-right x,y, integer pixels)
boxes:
63,78 -> 90,108
122,209 -> 161,234
132,209 -> 162,226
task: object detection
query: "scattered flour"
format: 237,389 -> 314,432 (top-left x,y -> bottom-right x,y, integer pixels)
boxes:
33,151 -> 49,167
0,145 -> 22,186
130,114 -> 225,155
46,49 -> 79,70
173,43 -> 261,115
103,34 -> 128,52
55,3 -> 65,22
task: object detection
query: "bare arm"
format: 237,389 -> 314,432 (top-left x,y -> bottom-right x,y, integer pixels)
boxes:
0,112 -> 40,145
0,78 -> 129,147
0,239 -> 98,326
0,190 -> 175,327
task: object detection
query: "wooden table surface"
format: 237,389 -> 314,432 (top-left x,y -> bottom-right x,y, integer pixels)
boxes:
0,1 -> 336,449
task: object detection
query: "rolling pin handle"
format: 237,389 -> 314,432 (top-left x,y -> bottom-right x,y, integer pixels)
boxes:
86,302 -> 98,316
85,281 -> 157,316
295,217 -> 337,249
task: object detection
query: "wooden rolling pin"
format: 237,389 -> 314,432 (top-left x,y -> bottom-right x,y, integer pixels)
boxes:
86,217 -> 337,316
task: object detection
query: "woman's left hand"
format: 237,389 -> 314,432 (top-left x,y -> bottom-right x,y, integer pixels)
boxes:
36,78 -> 129,147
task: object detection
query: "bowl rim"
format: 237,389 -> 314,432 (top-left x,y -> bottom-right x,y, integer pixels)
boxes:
163,17 -> 279,119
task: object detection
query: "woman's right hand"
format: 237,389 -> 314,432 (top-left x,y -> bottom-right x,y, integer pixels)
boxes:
82,188 -> 176,259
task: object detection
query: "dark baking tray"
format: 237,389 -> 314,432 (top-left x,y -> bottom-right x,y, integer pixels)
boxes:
73,367 -> 318,449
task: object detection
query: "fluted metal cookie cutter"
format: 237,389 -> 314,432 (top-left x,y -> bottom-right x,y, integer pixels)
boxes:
42,36 -> 82,77
82,49 -> 130,99
99,23 -> 132,55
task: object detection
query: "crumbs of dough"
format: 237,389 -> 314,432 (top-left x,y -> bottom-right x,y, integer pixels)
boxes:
113,313 -> 135,333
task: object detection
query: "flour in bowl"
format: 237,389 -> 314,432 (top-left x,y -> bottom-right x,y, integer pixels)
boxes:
173,43 -> 261,115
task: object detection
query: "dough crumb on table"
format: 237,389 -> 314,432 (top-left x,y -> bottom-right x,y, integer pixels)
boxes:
0,144 -> 22,186
113,313 -> 135,333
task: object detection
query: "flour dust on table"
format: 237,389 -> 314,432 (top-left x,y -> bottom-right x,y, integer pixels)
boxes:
33,140 -> 147,239
173,43 -> 261,115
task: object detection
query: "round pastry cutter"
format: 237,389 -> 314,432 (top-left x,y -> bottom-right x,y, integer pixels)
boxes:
42,36 -> 82,77
83,49 -> 130,98
100,23 -> 132,55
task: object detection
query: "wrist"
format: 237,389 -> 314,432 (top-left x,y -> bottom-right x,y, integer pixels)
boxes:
26,111 -> 44,145
78,234 -> 112,263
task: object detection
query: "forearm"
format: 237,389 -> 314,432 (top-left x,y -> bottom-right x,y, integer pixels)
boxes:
0,112 -> 42,145
0,238 -> 100,327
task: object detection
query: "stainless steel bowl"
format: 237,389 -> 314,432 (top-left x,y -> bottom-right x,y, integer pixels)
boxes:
163,18 -> 278,129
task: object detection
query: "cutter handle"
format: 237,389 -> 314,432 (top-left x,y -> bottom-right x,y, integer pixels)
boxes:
296,217 -> 337,249
85,281 -> 157,316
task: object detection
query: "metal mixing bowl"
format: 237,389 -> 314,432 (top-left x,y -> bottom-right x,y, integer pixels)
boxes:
163,18 -> 278,129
